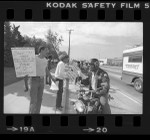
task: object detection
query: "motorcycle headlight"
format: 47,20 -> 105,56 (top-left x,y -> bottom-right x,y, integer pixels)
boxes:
75,101 -> 85,112
87,106 -> 93,112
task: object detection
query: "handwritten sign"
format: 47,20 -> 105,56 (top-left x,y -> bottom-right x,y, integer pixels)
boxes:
64,63 -> 88,82
11,47 -> 36,77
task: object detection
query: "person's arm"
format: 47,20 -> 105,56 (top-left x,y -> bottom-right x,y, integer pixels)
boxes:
88,74 -> 92,90
96,73 -> 110,95
45,66 -> 56,82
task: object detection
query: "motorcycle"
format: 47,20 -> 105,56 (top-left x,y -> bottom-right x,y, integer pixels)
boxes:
71,84 -> 103,114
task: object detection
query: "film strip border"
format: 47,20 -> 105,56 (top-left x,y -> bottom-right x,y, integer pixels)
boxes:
0,115 -> 142,134
0,1 -> 150,134
0,1 -> 149,21
3,8 -> 144,21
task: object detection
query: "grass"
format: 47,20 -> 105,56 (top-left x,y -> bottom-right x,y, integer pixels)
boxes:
4,67 -> 23,87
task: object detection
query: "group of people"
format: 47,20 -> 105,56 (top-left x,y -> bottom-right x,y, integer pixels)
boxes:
24,45 -> 111,114
24,46 -> 69,113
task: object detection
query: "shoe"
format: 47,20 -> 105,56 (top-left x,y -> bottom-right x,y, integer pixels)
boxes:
24,89 -> 28,92
60,106 -> 63,108
56,107 -> 62,111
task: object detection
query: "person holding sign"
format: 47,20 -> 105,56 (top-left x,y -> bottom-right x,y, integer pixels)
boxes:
29,46 -> 52,114
54,53 -> 69,111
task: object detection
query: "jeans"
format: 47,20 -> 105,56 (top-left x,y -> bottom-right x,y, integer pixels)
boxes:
99,94 -> 111,114
46,74 -> 52,86
56,79 -> 63,108
24,75 -> 29,90
29,77 -> 44,114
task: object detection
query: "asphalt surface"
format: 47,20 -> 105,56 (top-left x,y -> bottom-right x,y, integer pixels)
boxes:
101,66 -> 143,114
101,66 -> 143,104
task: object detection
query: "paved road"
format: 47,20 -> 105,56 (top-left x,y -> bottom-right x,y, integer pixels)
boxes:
4,80 -> 62,114
67,82 -> 142,114
101,66 -> 143,103
101,66 -> 143,114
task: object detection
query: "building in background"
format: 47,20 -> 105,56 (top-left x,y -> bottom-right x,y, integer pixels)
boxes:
112,57 -> 123,66
99,58 -> 108,65
107,57 -> 122,66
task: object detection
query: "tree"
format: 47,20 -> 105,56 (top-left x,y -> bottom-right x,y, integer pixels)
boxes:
24,35 -> 47,54
4,22 -> 26,67
4,22 -> 14,67
45,29 -> 64,53
11,24 -> 26,47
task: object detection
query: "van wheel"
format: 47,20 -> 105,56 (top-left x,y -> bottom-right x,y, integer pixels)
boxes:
134,78 -> 143,93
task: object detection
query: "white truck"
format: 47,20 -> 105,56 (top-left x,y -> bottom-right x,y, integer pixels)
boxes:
121,46 -> 143,93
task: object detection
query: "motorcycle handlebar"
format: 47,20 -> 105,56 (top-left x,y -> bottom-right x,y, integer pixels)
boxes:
76,89 -> 96,93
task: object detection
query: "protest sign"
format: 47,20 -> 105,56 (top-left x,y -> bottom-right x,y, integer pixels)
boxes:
11,47 -> 36,77
69,63 -> 88,80
64,63 -> 87,82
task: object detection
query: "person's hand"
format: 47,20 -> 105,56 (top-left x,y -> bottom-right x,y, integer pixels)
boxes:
95,87 -> 103,93
64,73 -> 70,79
52,77 -> 56,83
92,91 -> 97,97
84,92 -> 89,96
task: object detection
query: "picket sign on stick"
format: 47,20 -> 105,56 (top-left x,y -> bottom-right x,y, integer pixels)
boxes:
11,47 -> 36,77
64,64 -> 79,82
68,62 -> 88,80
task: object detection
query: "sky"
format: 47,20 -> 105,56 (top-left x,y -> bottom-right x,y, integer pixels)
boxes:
10,22 -> 143,60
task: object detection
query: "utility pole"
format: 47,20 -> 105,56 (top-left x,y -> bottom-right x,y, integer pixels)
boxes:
63,29 -> 73,114
67,29 -> 74,61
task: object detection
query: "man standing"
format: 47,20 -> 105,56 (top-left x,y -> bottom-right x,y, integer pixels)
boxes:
45,55 -> 53,86
29,46 -> 51,114
88,58 -> 111,114
55,53 -> 69,111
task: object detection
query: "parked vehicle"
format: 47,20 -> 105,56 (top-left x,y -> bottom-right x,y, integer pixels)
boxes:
121,46 -> 143,93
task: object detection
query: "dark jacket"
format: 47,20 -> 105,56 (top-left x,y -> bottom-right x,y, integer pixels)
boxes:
88,68 -> 110,96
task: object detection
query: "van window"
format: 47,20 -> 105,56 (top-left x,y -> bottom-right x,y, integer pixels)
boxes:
128,55 -> 142,63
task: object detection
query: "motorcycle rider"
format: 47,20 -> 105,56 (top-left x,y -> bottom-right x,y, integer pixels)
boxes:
88,58 -> 111,114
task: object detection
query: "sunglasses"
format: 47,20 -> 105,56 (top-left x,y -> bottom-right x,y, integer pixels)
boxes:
89,63 -> 95,66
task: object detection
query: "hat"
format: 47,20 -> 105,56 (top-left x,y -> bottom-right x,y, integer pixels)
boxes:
59,53 -> 69,61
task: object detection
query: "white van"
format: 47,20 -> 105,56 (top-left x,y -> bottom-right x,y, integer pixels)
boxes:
121,46 -> 143,93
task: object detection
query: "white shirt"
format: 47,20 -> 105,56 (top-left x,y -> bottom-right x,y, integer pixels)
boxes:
91,72 -> 97,90
55,61 -> 66,80
77,70 -> 81,77
36,55 -> 48,76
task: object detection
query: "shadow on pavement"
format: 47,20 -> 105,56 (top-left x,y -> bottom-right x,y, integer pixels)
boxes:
110,104 -> 128,111
109,88 -> 117,94
126,83 -> 143,94
42,88 -> 57,108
